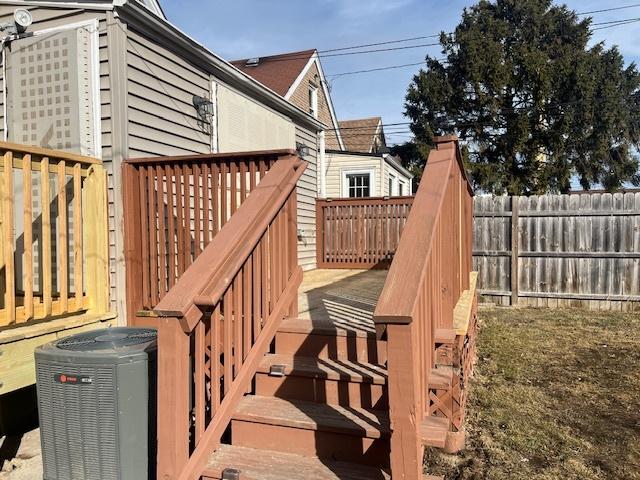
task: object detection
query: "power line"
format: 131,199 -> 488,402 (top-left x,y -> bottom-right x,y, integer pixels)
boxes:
592,18 -> 640,30
577,3 -> 640,15
591,16 -> 640,26
327,61 -> 427,79
318,34 -> 442,54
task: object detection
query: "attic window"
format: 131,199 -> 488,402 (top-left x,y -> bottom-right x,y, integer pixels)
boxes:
246,58 -> 260,67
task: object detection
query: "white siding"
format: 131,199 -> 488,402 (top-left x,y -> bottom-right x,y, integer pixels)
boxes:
325,152 -> 382,198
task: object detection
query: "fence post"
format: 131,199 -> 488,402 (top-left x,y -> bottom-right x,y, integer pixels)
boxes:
84,164 -> 110,315
122,163 -> 143,323
511,196 -> 519,305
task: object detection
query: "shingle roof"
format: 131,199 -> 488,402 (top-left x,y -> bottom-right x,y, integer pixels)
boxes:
230,49 -> 317,97
338,117 -> 382,153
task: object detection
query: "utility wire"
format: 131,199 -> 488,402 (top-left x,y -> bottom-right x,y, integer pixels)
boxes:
577,3 -> 640,15
317,34 -> 441,54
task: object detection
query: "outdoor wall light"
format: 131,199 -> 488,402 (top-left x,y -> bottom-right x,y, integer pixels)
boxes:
193,95 -> 215,123
296,142 -> 310,157
0,9 -> 33,35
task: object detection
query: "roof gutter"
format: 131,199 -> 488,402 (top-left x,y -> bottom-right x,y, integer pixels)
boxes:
114,1 -> 324,132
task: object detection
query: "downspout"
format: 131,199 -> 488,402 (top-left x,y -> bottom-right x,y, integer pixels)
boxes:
319,130 -> 327,198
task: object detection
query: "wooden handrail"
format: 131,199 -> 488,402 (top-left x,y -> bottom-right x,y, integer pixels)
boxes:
373,136 -> 474,479
0,140 -> 101,166
125,148 -> 297,165
153,154 -> 305,480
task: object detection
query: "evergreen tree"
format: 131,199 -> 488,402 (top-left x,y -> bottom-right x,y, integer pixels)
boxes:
405,0 -> 640,194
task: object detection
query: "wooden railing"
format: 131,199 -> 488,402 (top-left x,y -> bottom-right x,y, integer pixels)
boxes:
374,136 -> 473,479
150,155 -> 305,480
316,196 -> 414,269
122,150 -> 292,321
0,142 -> 109,326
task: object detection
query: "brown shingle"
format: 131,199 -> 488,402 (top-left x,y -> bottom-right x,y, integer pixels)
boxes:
338,117 -> 382,153
231,49 -> 317,97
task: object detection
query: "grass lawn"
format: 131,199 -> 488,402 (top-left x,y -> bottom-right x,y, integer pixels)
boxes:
426,307 -> 640,480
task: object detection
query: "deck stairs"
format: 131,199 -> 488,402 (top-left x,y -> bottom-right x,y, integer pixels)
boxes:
201,313 -> 447,480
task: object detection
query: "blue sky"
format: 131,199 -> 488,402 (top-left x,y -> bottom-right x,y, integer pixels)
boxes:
161,0 -> 640,147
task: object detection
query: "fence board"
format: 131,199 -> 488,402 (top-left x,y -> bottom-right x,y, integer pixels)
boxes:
473,192 -> 640,311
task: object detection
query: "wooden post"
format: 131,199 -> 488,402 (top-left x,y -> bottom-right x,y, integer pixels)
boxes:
85,165 -> 110,314
156,317 -> 191,480
3,152 -> 15,324
511,196 -> 519,305
386,323 -> 423,480
122,163 -> 143,323
315,200 -> 324,268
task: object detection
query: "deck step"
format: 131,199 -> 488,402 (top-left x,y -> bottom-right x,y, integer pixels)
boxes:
256,353 -> 388,408
434,328 -> 456,344
276,317 -> 386,364
231,395 -> 390,466
202,445 -> 391,479
428,367 -> 454,390
421,416 -> 450,449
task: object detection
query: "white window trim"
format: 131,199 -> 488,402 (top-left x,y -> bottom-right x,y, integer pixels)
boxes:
341,168 -> 376,198
2,18 -> 102,158
309,84 -> 318,118
388,173 -> 397,196
398,179 -> 407,196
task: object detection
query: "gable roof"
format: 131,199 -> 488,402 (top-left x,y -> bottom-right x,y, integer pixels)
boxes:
231,49 -> 317,97
339,117 -> 383,153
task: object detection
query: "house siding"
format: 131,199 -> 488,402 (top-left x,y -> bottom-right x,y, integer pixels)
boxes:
325,152 -> 383,198
288,62 -> 340,150
125,28 -> 212,158
295,126 -> 318,271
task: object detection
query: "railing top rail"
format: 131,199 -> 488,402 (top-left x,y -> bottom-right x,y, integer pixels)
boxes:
153,154 -> 305,331
0,141 -> 101,166
374,138 -> 470,324
124,148 -> 297,166
317,196 -> 415,205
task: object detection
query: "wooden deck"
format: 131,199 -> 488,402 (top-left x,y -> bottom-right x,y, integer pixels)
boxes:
298,269 -> 388,330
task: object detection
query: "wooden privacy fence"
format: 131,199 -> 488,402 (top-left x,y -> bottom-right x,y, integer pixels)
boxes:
0,142 -> 109,326
316,196 -> 414,268
122,150 -> 293,321
474,192 -> 640,310
374,137 -> 475,479
151,156 -> 304,480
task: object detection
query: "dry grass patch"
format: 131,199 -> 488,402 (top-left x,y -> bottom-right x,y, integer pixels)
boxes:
426,307 -> 640,480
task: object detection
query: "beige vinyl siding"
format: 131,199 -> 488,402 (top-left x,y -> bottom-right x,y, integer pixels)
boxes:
385,160 -> 412,196
216,83 -> 295,153
125,29 -> 212,158
325,152 -> 382,198
295,126 -> 318,271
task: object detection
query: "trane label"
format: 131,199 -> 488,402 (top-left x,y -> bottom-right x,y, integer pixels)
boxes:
54,373 -> 93,385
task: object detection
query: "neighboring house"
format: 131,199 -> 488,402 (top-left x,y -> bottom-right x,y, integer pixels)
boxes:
0,0 -> 325,320
325,150 -> 413,198
339,116 -> 387,154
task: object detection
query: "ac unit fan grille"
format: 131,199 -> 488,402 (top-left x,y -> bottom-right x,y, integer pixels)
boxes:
57,328 -> 156,351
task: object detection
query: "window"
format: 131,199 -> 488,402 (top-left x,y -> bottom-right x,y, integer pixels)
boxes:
388,174 -> 396,196
5,24 -> 100,156
346,173 -> 371,198
308,84 -> 318,118
398,181 -> 405,196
